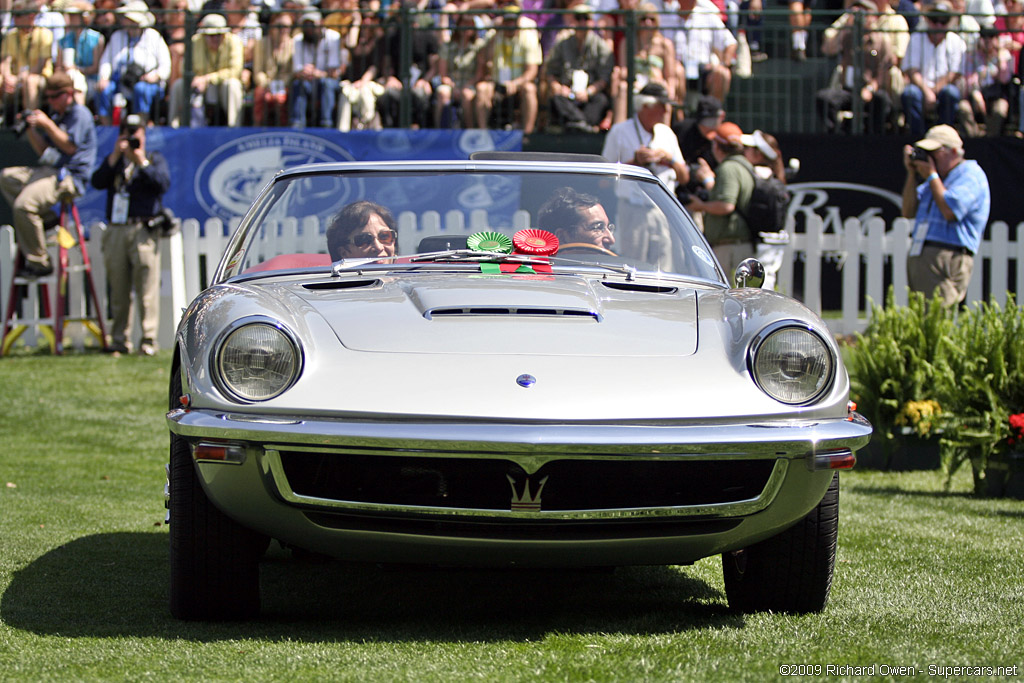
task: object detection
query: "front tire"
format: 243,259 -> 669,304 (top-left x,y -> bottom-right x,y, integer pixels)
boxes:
722,473 -> 839,614
168,360 -> 266,620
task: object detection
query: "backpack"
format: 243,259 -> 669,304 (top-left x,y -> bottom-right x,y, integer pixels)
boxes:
737,166 -> 791,236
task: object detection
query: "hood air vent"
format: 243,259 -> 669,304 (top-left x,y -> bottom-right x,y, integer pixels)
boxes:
426,306 -> 601,321
303,279 -> 381,291
601,281 -> 678,295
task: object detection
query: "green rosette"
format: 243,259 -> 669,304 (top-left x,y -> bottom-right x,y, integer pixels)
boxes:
467,231 -> 513,254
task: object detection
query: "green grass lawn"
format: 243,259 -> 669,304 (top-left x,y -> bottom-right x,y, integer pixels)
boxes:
1,353 -> 1022,681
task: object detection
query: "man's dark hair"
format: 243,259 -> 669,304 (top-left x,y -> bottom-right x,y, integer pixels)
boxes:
537,187 -> 600,237
326,200 -> 397,259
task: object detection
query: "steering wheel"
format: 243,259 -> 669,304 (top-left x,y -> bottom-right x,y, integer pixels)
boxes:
557,242 -> 618,257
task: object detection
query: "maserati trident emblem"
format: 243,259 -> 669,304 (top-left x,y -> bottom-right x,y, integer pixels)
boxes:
516,374 -> 536,388
507,474 -> 548,512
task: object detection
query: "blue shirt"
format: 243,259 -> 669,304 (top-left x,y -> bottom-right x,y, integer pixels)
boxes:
58,29 -> 102,70
915,159 -> 990,254
43,103 -> 98,194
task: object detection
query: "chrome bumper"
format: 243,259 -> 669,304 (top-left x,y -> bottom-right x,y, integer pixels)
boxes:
167,408 -> 872,459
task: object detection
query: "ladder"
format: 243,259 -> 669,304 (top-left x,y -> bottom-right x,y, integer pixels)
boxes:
2,201 -> 108,355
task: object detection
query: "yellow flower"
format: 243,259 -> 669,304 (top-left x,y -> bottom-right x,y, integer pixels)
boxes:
895,400 -> 942,437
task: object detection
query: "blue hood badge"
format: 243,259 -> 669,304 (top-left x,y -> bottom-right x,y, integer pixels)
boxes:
516,374 -> 536,388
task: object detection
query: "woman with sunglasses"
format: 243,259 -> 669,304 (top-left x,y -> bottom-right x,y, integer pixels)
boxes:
326,200 -> 399,260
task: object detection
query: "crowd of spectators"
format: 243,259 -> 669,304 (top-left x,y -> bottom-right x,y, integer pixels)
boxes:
1,0 -> 1023,137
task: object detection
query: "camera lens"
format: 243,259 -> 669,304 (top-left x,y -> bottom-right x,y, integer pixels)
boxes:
128,138 -> 141,149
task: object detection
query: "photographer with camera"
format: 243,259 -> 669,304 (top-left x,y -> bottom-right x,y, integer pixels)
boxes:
90,114 -> 171,356
901,124 -> 991,306
0,72 -> 97,278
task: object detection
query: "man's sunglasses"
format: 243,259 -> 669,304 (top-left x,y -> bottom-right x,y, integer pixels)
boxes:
350,229 -> 397,248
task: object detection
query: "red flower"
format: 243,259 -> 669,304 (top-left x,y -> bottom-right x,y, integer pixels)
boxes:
1009,413 -> 1024,446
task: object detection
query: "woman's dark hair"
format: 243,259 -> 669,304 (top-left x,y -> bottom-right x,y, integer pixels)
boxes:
326,200 -> 397,259
537,187 -> 600,237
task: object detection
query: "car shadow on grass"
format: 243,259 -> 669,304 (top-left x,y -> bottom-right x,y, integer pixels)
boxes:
1,532 -> 744,640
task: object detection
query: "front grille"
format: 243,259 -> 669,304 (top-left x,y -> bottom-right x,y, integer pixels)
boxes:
276,451 -> 775,512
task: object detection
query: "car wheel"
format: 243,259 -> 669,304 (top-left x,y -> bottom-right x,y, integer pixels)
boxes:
168,359 -> 266,620
722,472 -> 839,614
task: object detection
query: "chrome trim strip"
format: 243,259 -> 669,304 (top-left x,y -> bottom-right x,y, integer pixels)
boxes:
168,408 -> 873,456
261,449 -> 790,520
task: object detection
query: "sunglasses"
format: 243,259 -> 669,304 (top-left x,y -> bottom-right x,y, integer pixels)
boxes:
349,229 -> 397,248
44,89 -> 72,99
929,15 -> 951,25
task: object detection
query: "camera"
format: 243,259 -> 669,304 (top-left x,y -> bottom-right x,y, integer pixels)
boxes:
128,138 -> 141,149
143,207 -> 181,237
10,110 -> 33,136
910,145 -> 930,163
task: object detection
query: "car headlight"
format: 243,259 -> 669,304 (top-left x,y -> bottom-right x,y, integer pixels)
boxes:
750,324 -> 833,404
215,322 -> 302,402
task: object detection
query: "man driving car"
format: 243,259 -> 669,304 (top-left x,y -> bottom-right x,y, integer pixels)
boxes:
537,187 -> 616,253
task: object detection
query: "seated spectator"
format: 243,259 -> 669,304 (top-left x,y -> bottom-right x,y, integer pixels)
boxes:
95,1 -> 171,125
816,0 -> 895,134
544,4 -> 613,132
291,10 -> 347,128
377,0 -> 438,129
958,27 -> 1014,136
901,1 -> 965,136
168,13 -> 243,127
222,0 -> 262,93
475,0 -> 541,133
323,0 -> 361,49
56,1 -> 103,107
1,0 -> 52,117
160,0 -> 187,91
252,10 -> 294,126
670,0 -> 736,106
91,0 -> 119,41
610,2 -> 676,125
326,200 -> 398,260
339,10 -> 385,130
436,9 -> 488,128
994,0 -> 1024,62
34,0 -> 65,60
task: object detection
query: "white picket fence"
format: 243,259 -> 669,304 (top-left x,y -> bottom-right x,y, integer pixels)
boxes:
3,213 -> 1022,353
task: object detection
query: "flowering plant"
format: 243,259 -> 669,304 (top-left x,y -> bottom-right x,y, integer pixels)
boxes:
895,400 -> 942,438
1008,413 -> 1024,448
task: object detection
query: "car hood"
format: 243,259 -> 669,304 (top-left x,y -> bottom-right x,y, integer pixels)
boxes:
180,272 -> 849,422
290,275 -> 698,357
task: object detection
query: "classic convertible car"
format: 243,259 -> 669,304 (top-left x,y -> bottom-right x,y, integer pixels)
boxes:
166,156 -> 871,620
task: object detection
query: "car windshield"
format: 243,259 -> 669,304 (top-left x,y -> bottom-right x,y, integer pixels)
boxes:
217,164 -> 724,284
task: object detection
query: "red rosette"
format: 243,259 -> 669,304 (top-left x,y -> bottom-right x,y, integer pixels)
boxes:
513,229 -> 559,256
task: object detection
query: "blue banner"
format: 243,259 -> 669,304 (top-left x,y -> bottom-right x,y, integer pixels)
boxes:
78,128 -> 522,226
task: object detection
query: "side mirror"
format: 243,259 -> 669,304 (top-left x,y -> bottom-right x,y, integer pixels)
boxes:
734,258 -> 765,288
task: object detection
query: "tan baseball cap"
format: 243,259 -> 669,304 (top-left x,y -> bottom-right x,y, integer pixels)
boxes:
915,124 -> 963,151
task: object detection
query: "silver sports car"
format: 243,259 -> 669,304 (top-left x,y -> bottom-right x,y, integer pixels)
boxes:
166,156 -> 871,620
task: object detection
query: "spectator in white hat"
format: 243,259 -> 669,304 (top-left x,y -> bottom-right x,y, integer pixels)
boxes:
95,0 -> 171,124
